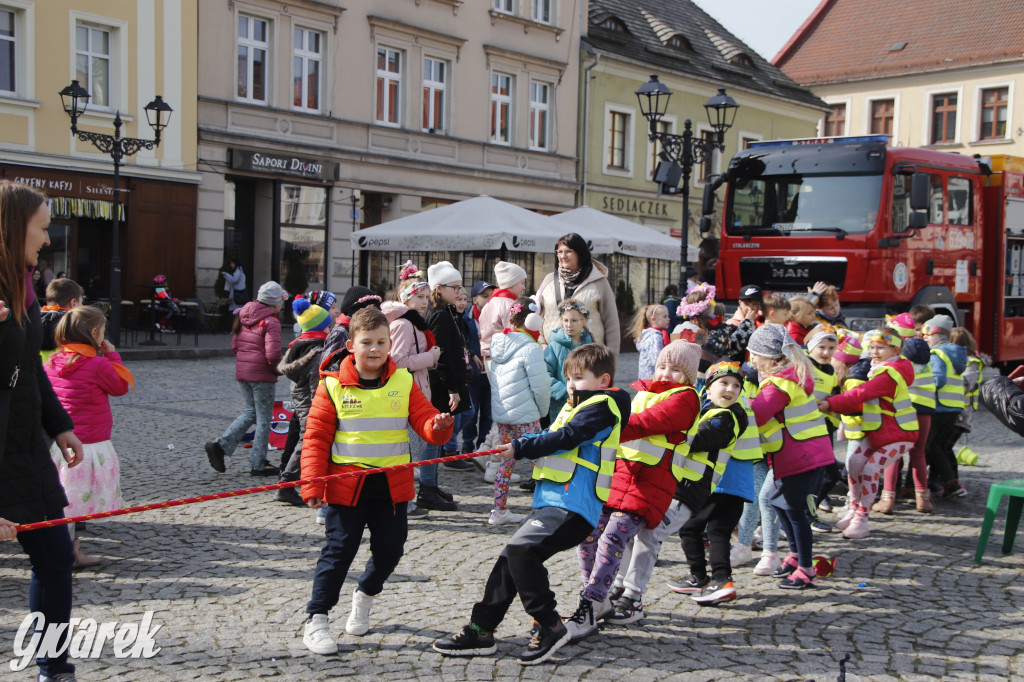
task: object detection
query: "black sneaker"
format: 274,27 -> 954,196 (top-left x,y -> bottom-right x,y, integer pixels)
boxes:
811,520 -> 833,534
205,441 -> 226,473
250,464 -> 280,477
818,497 -> 834,513
605,596 -> 644,625
433,624 -> 497,657
666,574 -> 710,595
565,593 -> 598,642
692,580 -> 737,606
519,479 -> 536,492
435,486 -> 454,502
518,619 -> 570,666
443,457 -> 475,471
607,585 -> 625,603
417,486 -> 458,511
275,484 -> 304,506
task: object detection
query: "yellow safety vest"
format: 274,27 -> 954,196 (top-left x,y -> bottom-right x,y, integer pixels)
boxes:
839,377 -> 866,440
729,393 -> 763,461
861,364 -> 919,433
908,361 -> 936,410
619,386 -> 699,470
692,406 -> 735,489
757,374 -> 829,454
965,355 -> 984,411
325,370 -> 413,467
931,348 -> 966,409
532,393 -> 622,502
809,360 -> 840,429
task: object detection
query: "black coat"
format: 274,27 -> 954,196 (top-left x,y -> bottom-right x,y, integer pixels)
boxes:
424,303 -> 471,415
981,376 -> 1024,438
0,300 -> 75,523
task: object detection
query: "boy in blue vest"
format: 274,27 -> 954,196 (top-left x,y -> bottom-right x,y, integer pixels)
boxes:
433,344 -> 631,665
299,307 -> 453,655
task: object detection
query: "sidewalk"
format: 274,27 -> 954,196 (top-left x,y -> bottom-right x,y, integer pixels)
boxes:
117,327 -> 305,361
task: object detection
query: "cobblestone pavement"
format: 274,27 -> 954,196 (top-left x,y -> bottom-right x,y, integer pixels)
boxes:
2,354 -> 1024,681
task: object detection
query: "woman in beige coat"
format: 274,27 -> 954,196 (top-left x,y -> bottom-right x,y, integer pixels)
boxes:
538,233 -> 620,356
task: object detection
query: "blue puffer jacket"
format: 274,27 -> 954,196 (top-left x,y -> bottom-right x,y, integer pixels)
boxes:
544,326 -> 593,423
489,329 -> 550,425
930,341 -> 967,413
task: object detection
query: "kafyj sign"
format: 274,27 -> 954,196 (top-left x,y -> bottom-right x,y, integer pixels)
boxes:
1,166 -> 118,199
230,148 -> 339,182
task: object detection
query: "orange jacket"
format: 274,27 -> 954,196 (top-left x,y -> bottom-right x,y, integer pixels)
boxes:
300,350 -> 452,506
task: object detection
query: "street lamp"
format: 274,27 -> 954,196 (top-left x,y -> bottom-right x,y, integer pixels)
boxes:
59,80 -> 173,346
635,74 -> 738,294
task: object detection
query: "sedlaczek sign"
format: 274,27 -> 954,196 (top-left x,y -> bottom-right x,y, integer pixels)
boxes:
229,148 -> 339,182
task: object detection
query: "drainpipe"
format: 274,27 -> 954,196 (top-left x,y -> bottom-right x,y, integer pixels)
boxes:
581,51 -> 600,207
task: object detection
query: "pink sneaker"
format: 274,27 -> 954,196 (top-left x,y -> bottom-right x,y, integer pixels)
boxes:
835,507 -> 857,531
779,565 -> 818,590
842,513 -> 870,540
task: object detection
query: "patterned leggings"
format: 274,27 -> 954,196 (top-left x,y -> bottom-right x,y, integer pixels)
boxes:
493,421 -> 540,510
577,509 -> 646,603
847,440 -> 913,512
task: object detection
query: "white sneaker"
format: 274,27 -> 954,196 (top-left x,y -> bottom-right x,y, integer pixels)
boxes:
753,551 -> 781,576
303,614 -> 337,655
346,589 -> 373,636
483,460 -> 521,484
730,543 -> 754,566
488,508 -> 524,526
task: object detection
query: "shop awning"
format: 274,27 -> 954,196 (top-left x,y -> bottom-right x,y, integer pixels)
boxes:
551,206 -> 697,262
351,195 -> 568,253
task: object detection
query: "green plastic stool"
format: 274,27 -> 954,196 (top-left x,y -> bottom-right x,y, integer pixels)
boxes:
974,478 -> 1024,564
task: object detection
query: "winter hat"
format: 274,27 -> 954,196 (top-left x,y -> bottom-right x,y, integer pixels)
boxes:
747,323 -> 796,359
886,312 -> 916,338
656,340 -> 701,385
427,261 -> 461,290
705,361 -> 744,390
306,290 -> 337,313
494,260 -> 527,289
293,296 -> 330,333
923,314 -> 954,336
805,323 -> 839,353
471,280 -> 496,297
901,336 -> 931,365
739,284 -> 763,301
863,328 -> 903,350
833,333 -> 863,364
339,286 -> 382,316
257,281 -> 287,306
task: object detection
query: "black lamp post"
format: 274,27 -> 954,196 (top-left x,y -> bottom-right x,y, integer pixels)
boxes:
636,75 -> 738,294
59,79 -> 173,346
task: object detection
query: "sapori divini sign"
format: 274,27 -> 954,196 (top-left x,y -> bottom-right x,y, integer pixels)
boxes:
229,148 -> 339,182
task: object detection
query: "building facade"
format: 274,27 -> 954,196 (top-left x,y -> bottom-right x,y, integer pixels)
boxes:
196,0 -> 582,300
775,0 -> 1024,155
0,0 -> 199,299
579,0 -> 826,303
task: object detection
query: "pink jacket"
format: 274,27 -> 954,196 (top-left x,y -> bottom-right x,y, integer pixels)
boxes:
45,351 -> 131,444
382,301 -> 436,398
752,365 -> 834,479
827,357 -> 918,449
478,293 -> 515,361
231,302 -> 283,383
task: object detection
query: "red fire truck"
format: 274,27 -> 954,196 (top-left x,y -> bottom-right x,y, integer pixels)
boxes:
704,135 -> 1024,364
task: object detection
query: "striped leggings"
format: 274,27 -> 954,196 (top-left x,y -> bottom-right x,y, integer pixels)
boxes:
846,440 -> 913,512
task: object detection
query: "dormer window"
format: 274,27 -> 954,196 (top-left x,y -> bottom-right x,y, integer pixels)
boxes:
667,34 -> 690,50
731,53 -> 753,67
599,16 -> 626,32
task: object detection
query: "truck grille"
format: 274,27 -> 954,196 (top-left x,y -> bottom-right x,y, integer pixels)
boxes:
739,257 -> 847,291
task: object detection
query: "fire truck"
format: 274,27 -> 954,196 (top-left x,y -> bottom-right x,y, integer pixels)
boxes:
703,134 -> 1024,364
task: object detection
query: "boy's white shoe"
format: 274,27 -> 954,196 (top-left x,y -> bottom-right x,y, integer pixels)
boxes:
488,508 -> 524,526
730,543 -> 754,566
303,614 -> 337,655
483,460 -> 521,484
346,589 -> 373,636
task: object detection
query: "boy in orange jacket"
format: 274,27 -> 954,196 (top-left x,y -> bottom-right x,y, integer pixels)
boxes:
300,308 -> 453,655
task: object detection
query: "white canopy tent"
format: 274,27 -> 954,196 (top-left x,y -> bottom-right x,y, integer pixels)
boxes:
551,206 -> 698,262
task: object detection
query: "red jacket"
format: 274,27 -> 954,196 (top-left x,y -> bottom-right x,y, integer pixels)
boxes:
45,351 -> 131,444
786,320 -> 812,345
827,357 -> 918,449
608,378 -> 700,527
231,302 -> 282,383
300,351 -> 452,506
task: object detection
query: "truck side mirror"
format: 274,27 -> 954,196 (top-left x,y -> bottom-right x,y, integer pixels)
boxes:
909,211 -> 928,229
701,178 -> 717,216
910,172 -> 930,211
700,216 -> 713,234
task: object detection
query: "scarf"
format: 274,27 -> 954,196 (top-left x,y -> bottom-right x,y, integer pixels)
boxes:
288,330 -> 328,348
472,304 -> 483,322
490,288 -> 517,301
503,327 -> 540,342
59,342 -> 135,390
557,263 -> 592,298
42,305 -> 72,312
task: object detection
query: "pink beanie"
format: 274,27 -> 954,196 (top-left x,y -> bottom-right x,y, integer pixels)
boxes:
656,340 -> 701,385
833,333 -> 863,364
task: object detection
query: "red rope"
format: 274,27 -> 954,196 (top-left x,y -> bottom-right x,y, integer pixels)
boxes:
13,448 -> 503,534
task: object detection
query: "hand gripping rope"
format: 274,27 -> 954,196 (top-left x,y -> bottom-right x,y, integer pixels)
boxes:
12,448 -> 503,534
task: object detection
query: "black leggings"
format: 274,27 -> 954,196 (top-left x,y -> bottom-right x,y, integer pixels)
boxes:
679,493 -> 746,582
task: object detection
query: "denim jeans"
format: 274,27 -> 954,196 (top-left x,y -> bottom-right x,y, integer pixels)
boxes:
737,459 -> 770,547
418,443 -> 440,487
463,376 -> 492,450
17,512 -> 75,678
219,380 -> 277,470
444,412 -> 466,452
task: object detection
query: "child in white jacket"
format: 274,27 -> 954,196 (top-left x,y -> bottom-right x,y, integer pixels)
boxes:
487,298 -> 550,525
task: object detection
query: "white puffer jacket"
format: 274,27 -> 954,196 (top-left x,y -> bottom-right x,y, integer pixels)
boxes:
488,329 -> 551,426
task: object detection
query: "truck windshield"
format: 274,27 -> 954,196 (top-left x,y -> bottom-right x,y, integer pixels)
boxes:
726,173 -> 883,236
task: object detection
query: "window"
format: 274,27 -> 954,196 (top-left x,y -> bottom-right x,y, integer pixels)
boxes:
280,184 -> 327,294
870,99 -> 894,135
422,57 -> 447,133
490,73 -> 512,144
237,15 -> 268,103
76,23 -> 110,107
599,16 -> 626,31
981,87 -> 1008,140
607,111 -> 630,169
533,0 -> 551,24
731,53 -> 754,67
667,34 -> 690,50
931,93 -> 957,144
824,103 -> 846,137
741,135 -> 761,150
948,176 -> 972,226
0,9 -> 14,93
493,0 -> 513,14
376,47 -> 402,126
293,28 -> 322,112
529,81 -> 550,150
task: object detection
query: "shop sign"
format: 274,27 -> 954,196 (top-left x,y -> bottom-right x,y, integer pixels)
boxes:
230,148 -> 339,182
3,167 -> 118,199
599,193 -> 671,218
